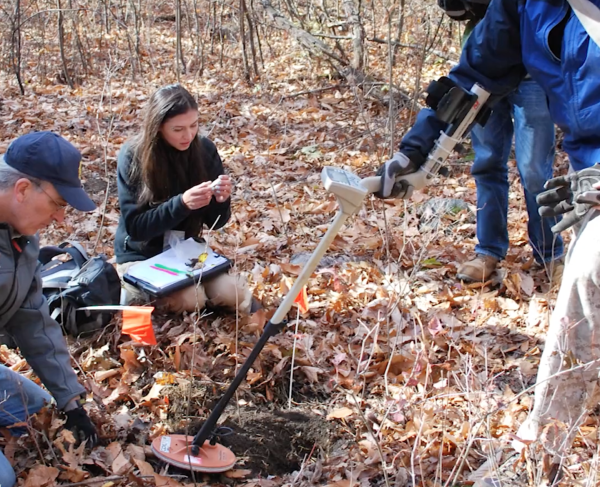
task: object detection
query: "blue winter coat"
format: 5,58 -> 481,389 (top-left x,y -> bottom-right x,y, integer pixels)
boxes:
400,0 -> 600,171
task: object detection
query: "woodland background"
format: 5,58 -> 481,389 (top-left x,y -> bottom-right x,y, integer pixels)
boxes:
0,0 -> 590,485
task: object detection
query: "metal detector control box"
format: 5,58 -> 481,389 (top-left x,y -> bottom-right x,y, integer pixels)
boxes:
321,166 -> 370,215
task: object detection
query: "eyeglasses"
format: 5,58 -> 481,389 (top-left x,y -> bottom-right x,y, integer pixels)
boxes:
34,182 -> 68,212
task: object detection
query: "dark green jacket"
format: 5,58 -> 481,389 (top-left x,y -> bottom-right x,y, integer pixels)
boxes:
115,137 -> 231,264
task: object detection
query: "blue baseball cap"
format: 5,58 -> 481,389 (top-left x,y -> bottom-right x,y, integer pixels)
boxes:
4,132 -> 95,211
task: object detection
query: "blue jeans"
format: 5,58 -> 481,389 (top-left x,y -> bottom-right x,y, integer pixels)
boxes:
0,365 -> 51,487
470,79 -> 563,263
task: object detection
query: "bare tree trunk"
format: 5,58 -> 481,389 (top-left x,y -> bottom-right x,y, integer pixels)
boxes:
129,0 -> 142,73
209,0 -> 216,54
370,0 -> 376,39
242,0 -> 259,77
101,0 -> 110,34
218,0 -> 225,67
253,0 -> 272,60
69,0 -> 90,76
176,0 -> 186,78
342,0 -> 364,70
12,0 -> 25,94
387,6 -> 394,156
392,0 -> 405,65
182,0 -> 193,37
57,0 -> 75,87
250,0 -> 265,67
239,0 -> 250,80
35,8 -> 49,80
191,0 -> 205,76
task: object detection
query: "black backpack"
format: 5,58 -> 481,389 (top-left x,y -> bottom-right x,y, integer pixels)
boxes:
39,242 -> 121,336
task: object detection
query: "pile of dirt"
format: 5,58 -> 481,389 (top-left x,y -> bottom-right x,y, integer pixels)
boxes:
162,382 -> 218,432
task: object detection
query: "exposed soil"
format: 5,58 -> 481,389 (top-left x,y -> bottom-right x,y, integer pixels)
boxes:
163,382 -> 217,431
163,379 -> 345,478
219,409 -> 338,476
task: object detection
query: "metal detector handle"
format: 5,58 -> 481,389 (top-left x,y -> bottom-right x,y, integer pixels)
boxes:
270,167 -> 384,323
391,83 -> 491,194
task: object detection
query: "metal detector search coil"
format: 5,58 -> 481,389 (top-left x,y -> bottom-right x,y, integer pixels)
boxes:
151,434 -> 236,472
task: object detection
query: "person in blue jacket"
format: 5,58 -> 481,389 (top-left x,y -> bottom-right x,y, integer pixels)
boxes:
376,0 -> 600,473
439,0 -> 561,282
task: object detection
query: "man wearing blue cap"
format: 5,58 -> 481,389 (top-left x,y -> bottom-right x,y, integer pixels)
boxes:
0,132 -> 98,487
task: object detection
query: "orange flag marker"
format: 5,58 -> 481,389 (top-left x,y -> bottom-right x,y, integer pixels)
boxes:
122,306 -> 156,345
294,286 -> 309,314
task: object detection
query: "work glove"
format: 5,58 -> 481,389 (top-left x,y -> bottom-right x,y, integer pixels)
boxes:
64,406 -> 99,447
375,152 -> 420,199
537,163 -> 600,233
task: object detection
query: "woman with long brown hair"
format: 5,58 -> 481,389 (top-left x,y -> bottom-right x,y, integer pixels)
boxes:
115,84 -> 253,314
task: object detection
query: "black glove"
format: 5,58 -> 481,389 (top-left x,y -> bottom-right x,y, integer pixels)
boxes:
438,0 -> 471,21
64,407 -> 99,447
375,152 -> 420,199
537,163 -> 600,233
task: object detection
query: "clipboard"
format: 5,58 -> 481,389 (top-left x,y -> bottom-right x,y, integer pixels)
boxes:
123,238 -> 231,298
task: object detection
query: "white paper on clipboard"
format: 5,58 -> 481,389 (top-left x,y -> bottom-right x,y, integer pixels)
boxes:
125,238 -> 229,291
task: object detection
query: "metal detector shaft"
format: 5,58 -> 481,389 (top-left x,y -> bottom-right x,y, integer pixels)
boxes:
191,209 -> 355,452
270,210 -> 352,324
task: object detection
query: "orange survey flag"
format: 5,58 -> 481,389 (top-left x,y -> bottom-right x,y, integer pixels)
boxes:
294,286 -> 309,314
122,306 -> 156,345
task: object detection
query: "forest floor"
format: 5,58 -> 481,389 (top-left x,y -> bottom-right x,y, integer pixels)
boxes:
0,12 -> 592,487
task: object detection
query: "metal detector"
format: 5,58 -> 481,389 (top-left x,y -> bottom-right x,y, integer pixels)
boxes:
151,81 -> 491,473
151,167 -> 381,472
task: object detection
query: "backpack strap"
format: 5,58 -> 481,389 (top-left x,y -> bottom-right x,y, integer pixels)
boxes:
39,243 -> 88,268
567,0 -> 600,47
67,241 -> 89,260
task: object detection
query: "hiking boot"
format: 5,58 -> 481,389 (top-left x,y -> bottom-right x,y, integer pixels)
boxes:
531,257 -> 565,285
457,254 -> 499,282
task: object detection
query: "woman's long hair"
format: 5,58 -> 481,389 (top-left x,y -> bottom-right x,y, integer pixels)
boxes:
130,84 -> 208,206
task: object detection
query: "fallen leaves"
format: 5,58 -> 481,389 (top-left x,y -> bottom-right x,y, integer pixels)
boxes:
0,3 -> 577,485
106,442 -> 133,475
327,407 -> 354,420
300,366 -> 325,383
23,465 -> 59,487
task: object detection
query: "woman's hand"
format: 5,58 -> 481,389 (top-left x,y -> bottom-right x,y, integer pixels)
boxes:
211,174 -> 233,203
182,182 -> 214,210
